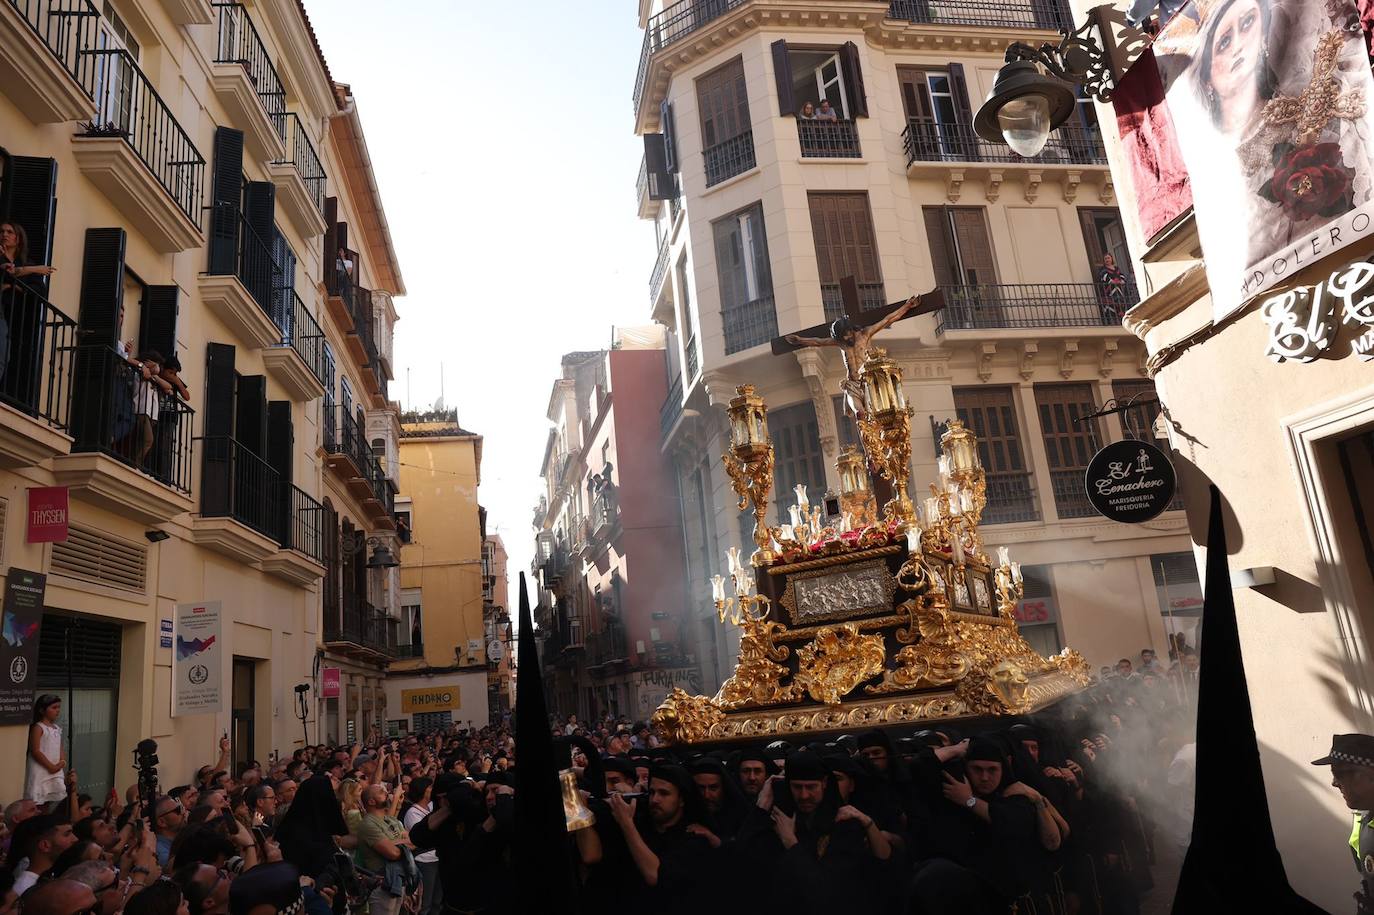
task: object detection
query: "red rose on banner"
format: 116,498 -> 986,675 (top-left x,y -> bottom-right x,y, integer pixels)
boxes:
1259,143 -> 1355,220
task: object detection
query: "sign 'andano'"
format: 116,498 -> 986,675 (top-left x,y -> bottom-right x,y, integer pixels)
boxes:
401,686 -> 459,714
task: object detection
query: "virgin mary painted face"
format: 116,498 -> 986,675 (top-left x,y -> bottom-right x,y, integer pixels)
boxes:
1208,0 -> 1264,114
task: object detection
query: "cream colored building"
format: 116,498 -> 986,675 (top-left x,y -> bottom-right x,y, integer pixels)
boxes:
631,0 -> 1199,691
386,412 -> 489,732
0,0 -> 401,797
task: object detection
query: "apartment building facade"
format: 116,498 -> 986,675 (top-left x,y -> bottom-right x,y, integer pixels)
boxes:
633,0 -> 1200,691
0,0 -> 402,795
482,534 -> 513,719
387,411 -> 489,732
533,327 -> 693,722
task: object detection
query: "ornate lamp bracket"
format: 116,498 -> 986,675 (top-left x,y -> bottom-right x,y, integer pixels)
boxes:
1004,13 -> 1115,104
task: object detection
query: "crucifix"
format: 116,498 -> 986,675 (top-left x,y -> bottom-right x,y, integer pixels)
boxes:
770,276 -> 944,421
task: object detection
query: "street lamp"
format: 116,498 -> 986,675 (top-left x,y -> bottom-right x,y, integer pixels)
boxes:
973,17 -> 1115,157
341,531 -> 401,568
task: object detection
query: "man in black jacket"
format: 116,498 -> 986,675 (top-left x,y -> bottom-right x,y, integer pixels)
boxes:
606,764 -> 715,914
408,774 -> 511,914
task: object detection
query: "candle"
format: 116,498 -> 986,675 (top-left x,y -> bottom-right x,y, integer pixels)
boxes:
795,483 -> 809,509
779,523 -> 795,542
726,546 -> 741,574
734,568 -> 750,597
1011,562 -> 1022,585
711,575 -> 726,603
937,454 -> 951,486
924,497 -> 940,525
789,505 -> 802,530
959,489 -> 975,516
906,526 -> 921,555
952,535 -> 965,564
947,485 -> 962,515
997,546 -> 1011,569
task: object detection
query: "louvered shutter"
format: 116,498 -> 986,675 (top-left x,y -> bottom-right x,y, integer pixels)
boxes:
201,344 -> 237,518
7,157 -> 58,293
138,286 -> 179,361
771,41 -> 795,117
209,127 -> 245,276
948,63 -> 980,161
70,229 -> 127,450
643,134 -> 674,201
241,182 -> 276,310
323,196 -> 339,295
922,208 -> 958,287
236,374 -> 268,457
267,400 -> 293,543
76,228 -> 126,345
840,43 -> 867,118
661,100 -> 679,173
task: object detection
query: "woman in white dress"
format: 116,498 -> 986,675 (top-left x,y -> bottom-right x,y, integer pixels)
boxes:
25,694 -> 66,808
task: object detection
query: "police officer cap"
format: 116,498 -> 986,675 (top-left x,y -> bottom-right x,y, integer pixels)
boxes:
1312,734 -> 1374,767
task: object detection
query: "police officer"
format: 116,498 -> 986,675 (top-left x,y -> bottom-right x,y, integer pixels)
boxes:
1314,733 -> 1374,914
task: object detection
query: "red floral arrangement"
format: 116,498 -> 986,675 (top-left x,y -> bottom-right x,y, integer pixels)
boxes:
1259,143 -> 1355,221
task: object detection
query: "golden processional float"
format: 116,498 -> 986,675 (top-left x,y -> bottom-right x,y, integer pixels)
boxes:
652,349 -> 1091,747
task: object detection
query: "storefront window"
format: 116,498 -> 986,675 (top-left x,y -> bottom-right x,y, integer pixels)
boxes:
1014,565 -> 1063,658
1151,552 -> 1203,660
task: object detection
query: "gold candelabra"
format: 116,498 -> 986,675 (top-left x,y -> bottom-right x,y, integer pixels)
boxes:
722,384 -> 778,567
711,546 -> 772,626
855,349 -> 918,531
836,445 -> 878,529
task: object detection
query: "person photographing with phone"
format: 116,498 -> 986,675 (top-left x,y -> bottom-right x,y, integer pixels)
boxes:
356,784 -> 417,915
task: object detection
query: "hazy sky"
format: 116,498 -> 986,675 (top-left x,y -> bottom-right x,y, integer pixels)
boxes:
306,0 -> 656,608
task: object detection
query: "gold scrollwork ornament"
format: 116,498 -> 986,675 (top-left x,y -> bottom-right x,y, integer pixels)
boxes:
714,618 -> 803,709
651,688 -> 724,744
793,623 -> 887,705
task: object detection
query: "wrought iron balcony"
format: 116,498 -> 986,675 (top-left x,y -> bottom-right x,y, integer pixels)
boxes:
887,0 -> 1073,30
77,48 -> 205,227
271,112 -> 326,215
270,289 -> 329,390
5,0 -> 101,110
936,283 -> 1138,331
704,131 -> 756,187
822,283 -> 887,322
70,345 -> 195,493
660,374 -> 684,440
1049,469 -> 1097,519
633,0 -> 748,115
590,491 -> 617,538
395,642 -> 424,660
981,472 -> 1040,524
281,482 -> 326,564
649,236 -> 670,306
323,404 -> 373,476
207,203 -> 278,314
903,120 -> 1106,168
326,595 -> 397,659
722,293 -> 778,355
0,281 -> 77,431
200,435 -> 279,538
798,119 -> 862,158
684,333 -> 699,382
212,2 -> 286,141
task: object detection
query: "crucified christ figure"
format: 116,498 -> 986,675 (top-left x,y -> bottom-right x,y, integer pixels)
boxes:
785,295 -> 921,418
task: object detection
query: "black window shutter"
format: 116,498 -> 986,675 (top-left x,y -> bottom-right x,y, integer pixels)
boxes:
209,127 -> 245,276
771,41 -> 795,117
266,401 -> 293,484
840,43 -> 868,118
138,286 -> 179,360
643,134 -> 676,201
204,343 -> 237,439
76,228 -> 127,346
948,62 -> 974,124
201,343 -> 237,518
336,221 -> 349,252
660,100 -> 679,173
241,182 -> 276,310
236,374 -> 268,457
8,157 -> 58,292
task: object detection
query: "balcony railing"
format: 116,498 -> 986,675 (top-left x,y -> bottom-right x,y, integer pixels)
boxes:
0,281 -> 77,431
887,0 -> 1073,30
936,283 -> 1139,331
649,237 -> 670,305
271,112 -> 326,215
633,0 -> 749,115
271,290 -> 328,389
590,491 -> 617,536
213,2 -> 287,141
326,595 -> 396,657
822,283 -> 887,322
982,472 -> 1040,524
281,482 -> 325,564
324,404 -> 373,475
349,285 -> 377,361
206,203 -> 279,314
722,293 -> 778,355
684,333 -> 699,381
704,130 -> 756,187
78,49 -> 205,227
903,120 -> 1106,167
7,0 -> 100,99
660,374 -> 683,440
200,435 -> 278,537
1049,469 -> 1097,519
70,345 -> 195,492
395,642 -> 424,659
798,119 -> 862,158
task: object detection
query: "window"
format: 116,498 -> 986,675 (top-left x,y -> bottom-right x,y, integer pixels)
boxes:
923,206 -> 998,287
697,57 -> 755,185
94,3 -> 139,136
1079,207 -> 1134,284
773,43 -> 866,119
1015,565 -> 1062,657
676,255 -> 699,380
809,192 -> 885,321
1033,383 -> 1103,519
714,203 -> 777,354
769,401 -> 827,521
1151,552 -> 1203,656
898,65 -> 975,160
954,387 -> 1038,523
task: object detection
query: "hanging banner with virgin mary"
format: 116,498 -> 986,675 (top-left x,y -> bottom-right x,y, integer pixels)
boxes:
1153,0 -> 1374,321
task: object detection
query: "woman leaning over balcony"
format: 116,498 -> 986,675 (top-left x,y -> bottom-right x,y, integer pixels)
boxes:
0,222 -> 57,391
